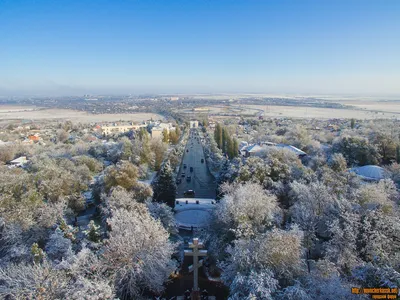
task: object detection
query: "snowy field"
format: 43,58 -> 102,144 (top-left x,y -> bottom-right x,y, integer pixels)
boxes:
0,106 -> 165,123
177,102 -> 400,119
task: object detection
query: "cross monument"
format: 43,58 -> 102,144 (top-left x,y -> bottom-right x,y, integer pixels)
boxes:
184,238 -> 207,297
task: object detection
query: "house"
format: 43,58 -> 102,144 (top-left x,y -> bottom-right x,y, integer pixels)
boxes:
28,135 -> 40,142
101,123 -> 147,136
241,144 -> 265,157
151,126 -> 165,139
275,144 -> 307,157
8,156 -> 29,168
240,142 -> 307,158
151,122 -> 174,139
208,121 -> 216,129
239,141 -> 249,156
349,165 -> 390,182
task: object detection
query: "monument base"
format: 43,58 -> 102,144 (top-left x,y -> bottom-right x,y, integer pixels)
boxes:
191,290 -> 200,300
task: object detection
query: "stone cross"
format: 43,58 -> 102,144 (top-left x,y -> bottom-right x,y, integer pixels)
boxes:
184,238 -> 207,292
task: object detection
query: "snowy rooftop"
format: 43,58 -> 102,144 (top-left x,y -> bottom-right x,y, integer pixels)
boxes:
9,156 -> 29,165
241,142 -> 307,156
276,144 -> 307,156
349,165 -> 390,181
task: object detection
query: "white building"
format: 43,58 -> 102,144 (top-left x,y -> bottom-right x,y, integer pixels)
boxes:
190,120 -> 199,128
151,122 -> 174,139
101,124 -> 147,136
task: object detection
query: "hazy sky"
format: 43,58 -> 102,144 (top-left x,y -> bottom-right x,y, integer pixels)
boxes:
1,0 -> 399,96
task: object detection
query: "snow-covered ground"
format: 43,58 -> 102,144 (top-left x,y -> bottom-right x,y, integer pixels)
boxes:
174,198 -> 216,229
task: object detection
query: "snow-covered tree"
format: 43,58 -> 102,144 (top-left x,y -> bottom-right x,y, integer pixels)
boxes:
216,182 -> 280,238
221,225 -> 304,285
45,228 -> 74,263
356,179 -> 397,212
101,186 -> 137,214
104,206 -> 176,299
358,209 -> 400,267
329,153 -> 348,172
352,263 -> 400,289
0,260 -> 67,299
229,269 -> 279,300
64,247 -> 115,299
289,181 -> 336,260
325,209 -> 361,275
147,201 -> 177,234
0,247 -> 115,299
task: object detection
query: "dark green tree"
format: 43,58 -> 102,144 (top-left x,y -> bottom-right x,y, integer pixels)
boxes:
85,220 -> 101,243
138,127 -> 149,141
227,136 -> 234,159
222,127 -> 230,154
214,123 -> 223,149
333,136 -> 380,166
152,160 -> 176,207
31,243 -> 45,264
351,118 -> 355,129
396,145 -> 400,163
232,138 -> 239,158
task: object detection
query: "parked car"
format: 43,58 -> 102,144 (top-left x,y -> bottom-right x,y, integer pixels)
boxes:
186,176 -> 191,182
183,164 -> 187,169
176,178 -> 182,184
201,159 -> 204,163
183,190 -> 195,197
186,149 -> 189,152
190,167 -> 193,172
181,173 -> 185,177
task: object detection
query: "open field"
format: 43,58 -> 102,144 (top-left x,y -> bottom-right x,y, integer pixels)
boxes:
237,104 -> 399,119
179,104 -> 400,119
0,106 -> 164,123
334,101 -> 400,114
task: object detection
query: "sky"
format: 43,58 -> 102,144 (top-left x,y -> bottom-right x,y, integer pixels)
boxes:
0,0 -> 399,96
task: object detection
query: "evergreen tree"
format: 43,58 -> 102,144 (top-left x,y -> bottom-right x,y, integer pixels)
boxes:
221,127 -> 226,153
222,127 -> 230,154
31,243 -> 45,264
214,123 -> 222,149
84,220 -> 101,243
396,145 -> 400,163
232,138 -> 239,158
152,160 -> 176,207
138,127 -> 149,141
227,136 -> 234,159
351,118 -> 355,129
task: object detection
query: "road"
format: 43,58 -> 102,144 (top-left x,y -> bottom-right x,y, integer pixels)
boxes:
167,129 -> 227,298
176,128 -> 216,199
